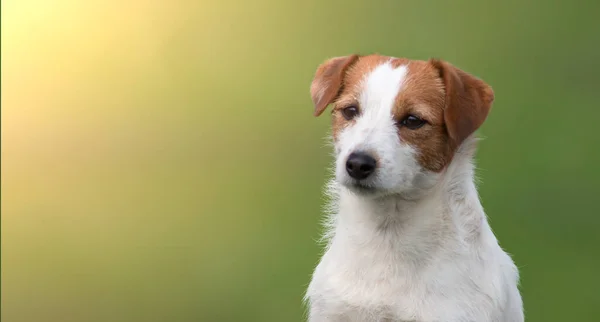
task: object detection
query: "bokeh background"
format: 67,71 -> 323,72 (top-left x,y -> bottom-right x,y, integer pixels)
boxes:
2,1 -> 599,321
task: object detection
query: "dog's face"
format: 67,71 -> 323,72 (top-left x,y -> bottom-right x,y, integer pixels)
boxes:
310,55 -> 494,198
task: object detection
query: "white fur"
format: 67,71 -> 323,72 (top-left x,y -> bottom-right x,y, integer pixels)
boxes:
305,62 -> 523,322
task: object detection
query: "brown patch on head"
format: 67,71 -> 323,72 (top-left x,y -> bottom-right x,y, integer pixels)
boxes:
328,55 -> 391,140
391,60 -> 450,172
391,59 -> 493,172
389,58 -> 494,172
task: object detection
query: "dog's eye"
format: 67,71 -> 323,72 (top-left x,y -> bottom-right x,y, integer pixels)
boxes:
341,106 -> 359,120
400,115 -> 426,130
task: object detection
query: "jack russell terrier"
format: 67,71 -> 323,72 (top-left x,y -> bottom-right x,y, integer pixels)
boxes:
305,54 -> 524,322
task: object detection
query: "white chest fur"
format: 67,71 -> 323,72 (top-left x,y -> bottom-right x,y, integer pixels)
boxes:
305,168 -> 523,322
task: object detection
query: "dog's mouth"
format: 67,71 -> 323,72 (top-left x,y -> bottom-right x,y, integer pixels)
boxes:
345,181 -> 378,195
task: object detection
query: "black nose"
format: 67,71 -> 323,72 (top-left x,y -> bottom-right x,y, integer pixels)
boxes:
346,152 -> 376,180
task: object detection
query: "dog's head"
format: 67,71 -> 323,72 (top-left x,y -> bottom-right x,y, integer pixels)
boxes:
310,55 -> 494,198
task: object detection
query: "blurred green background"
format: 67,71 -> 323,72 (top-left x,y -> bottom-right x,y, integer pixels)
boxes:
2,1 -> 599,321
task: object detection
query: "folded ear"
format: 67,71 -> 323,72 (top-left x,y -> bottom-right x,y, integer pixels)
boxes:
429,59 -> 495,147
310,55 -> 359,116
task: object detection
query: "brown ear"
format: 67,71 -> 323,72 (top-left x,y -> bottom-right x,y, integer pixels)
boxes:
429,59 -> 495,147
310,55 -> 359,116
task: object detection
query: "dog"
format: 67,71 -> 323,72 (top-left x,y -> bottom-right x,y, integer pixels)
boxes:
304,54 -> 524,322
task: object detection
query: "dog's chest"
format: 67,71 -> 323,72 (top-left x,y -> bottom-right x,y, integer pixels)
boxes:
307,236 -> 483,322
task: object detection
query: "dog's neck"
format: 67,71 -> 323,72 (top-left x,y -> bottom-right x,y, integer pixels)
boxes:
326,138 -> 493,265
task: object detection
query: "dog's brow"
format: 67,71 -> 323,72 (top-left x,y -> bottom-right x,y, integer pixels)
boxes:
359,62 -> 407,115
